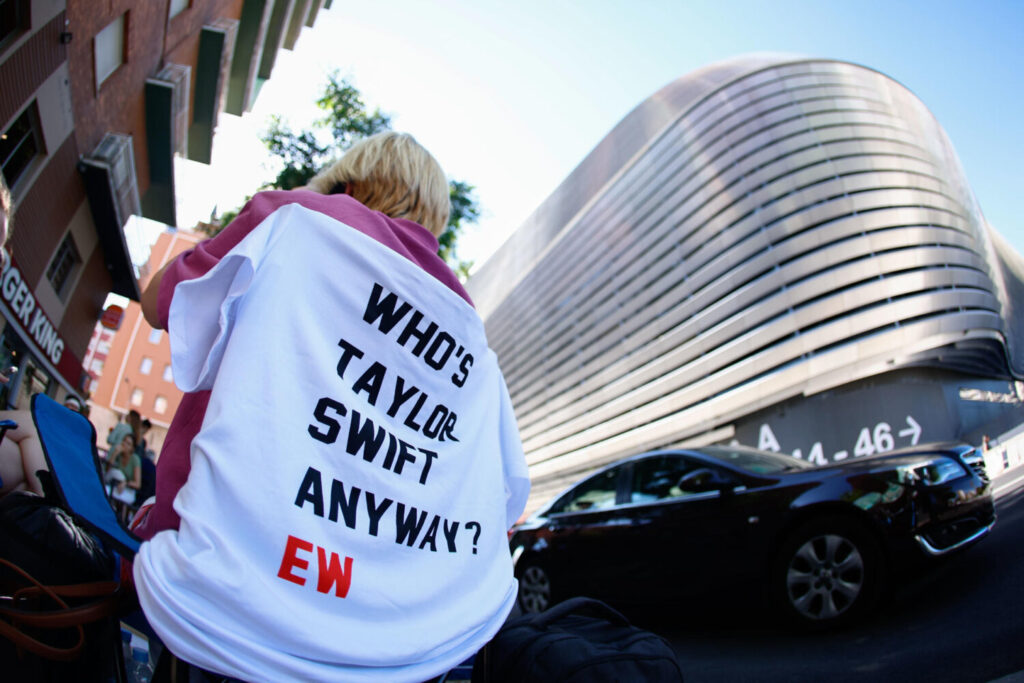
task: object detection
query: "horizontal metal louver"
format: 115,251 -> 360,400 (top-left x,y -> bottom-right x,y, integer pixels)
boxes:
468,57 -> 1017,512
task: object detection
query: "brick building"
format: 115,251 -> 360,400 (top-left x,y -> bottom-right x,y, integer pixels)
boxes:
0,0 -> 328,412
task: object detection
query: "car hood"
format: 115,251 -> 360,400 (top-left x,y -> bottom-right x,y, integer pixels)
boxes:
770,451 -> 968,486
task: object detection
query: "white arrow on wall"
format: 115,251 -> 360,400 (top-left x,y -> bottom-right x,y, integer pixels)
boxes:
898,415 -> 922,445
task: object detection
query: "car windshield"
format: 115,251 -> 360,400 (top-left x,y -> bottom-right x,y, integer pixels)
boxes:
697,445 -> 811,474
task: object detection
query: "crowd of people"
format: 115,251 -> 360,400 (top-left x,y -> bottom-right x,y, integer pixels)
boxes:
0,386 -> 156,518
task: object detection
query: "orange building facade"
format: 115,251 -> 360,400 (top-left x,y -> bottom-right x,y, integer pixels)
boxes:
87,229 -> 202,454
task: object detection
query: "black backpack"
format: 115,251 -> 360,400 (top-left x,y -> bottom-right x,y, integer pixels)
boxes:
471,597 -> 684,682
0,486 -> 124,681
0,489 -> 115,587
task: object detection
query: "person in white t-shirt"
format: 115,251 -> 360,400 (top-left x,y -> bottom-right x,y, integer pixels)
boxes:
133,133 -> 530,682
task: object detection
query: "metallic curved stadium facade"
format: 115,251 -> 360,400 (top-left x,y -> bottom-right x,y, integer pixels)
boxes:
466,55 -> 1024,510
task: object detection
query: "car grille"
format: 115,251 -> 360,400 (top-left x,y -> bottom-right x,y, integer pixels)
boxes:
960,450 -> 990,485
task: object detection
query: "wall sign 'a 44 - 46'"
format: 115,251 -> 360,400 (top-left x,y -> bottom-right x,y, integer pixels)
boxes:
756,416 -> 923,466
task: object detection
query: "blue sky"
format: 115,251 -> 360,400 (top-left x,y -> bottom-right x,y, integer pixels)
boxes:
175,0 -> 1024,270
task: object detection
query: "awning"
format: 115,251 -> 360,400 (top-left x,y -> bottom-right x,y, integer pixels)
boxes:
78,133 -> 142,301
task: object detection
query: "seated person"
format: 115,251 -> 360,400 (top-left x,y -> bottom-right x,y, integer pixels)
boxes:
131,132 -> 530,681
106,409 -> 140,457
104,433 -> 141,506
0,172 -> 49,499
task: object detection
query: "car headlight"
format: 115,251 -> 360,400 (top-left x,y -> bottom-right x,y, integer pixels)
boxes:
901,458 -> 966,486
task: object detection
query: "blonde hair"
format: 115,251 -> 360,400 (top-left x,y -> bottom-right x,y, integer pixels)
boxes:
307,132 -> 450,236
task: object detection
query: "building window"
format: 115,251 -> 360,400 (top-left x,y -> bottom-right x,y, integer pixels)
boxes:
1,104 -> 43,189
162,364 -> 173,383
130,388 -> 143,407
0,0 -> 29,51
46,234 -> 82,298
94,13 -> 126,89
168,0 -> 190,19
148,328 -> 162,344
90,358 -> 105,373
139,357 -> 152,375
154,395 -> 168,414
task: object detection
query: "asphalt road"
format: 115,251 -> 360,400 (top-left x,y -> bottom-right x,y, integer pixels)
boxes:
650,474 -> 1024,683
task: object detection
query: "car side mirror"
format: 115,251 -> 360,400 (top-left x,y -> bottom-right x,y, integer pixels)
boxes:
678,468 -> 732,493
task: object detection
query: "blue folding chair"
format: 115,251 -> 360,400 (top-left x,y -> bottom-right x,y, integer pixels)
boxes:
30,394 -> 140,558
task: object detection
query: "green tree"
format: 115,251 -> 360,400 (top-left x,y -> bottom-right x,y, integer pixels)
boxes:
263,72 -> 392,191
442,180 -> 479,278
210,72 -> 479,278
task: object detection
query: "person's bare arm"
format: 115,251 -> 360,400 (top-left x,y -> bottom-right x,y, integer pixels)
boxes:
0,411 -> 48,496
141,261 -> 172,329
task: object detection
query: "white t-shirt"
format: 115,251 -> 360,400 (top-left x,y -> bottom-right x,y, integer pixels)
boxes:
134,204 -> 530,682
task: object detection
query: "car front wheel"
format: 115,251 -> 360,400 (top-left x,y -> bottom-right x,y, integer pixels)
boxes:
518,563 -> 554,614
774,517 -> 884,629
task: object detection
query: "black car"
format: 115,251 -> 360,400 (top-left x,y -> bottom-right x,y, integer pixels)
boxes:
510,443 -> 995,629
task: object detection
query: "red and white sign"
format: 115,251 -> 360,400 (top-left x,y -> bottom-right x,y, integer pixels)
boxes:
0,257 -> 84,389
100,304 -> 124,330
